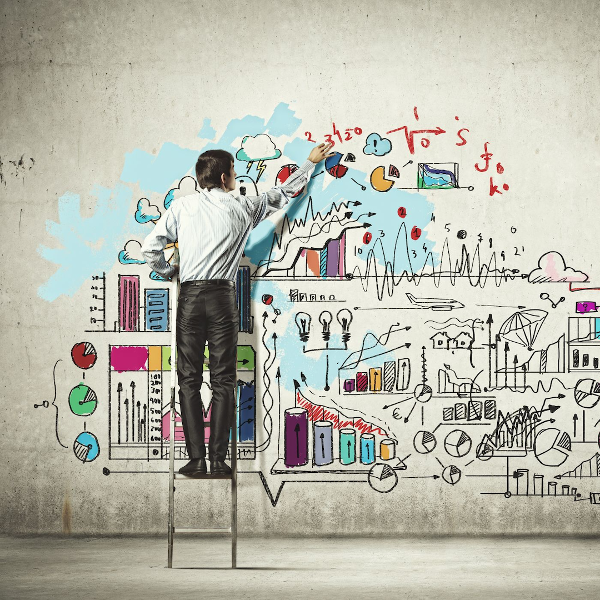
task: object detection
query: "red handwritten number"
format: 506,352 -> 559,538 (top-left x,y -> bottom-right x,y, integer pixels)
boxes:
363,232 -> 372,244
305,131 -> 316,143
332,123 -> 342,144
344,129 -> 353,141
354,127 -> 362,135
324,133 -> 335,147
411,226 -> 422,240
397,207 -> 407,218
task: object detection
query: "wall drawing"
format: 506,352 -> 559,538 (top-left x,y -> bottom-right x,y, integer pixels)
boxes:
36,102 -> 600,507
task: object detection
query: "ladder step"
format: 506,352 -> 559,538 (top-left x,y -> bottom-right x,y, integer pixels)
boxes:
174,527 -> 232,534
174,473 -> 235,480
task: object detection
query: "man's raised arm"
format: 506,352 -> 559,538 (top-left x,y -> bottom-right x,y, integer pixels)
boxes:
241,142 -> 334,227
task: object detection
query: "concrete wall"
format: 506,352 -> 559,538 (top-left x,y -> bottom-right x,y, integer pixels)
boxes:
2,0 -> 600,535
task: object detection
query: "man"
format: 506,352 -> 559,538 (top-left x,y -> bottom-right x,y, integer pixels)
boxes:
142,142 -> 334,475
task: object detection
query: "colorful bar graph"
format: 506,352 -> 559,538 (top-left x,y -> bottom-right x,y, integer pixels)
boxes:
145,288 -> 168,331
360,433 -> 375,465
119,275 -> 140,332
319,247 -> 328,278
314,421 -> 333,466
369,368 -> 382,392
326,239 -> 340,277
356,372 -> 368,392
343,379 -> 355,393
340,428 -> 356,464
284,408 -> 308,467
380,439 -> 396,460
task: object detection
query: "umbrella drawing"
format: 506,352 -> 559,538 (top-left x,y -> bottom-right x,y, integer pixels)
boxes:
499,309 -> 547,350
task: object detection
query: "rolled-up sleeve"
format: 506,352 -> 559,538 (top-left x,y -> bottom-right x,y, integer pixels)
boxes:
141,208 -> 178,279
241,159 -> 316,228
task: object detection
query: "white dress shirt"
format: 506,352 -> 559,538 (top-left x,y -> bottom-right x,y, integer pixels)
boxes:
141,159 -> 316,282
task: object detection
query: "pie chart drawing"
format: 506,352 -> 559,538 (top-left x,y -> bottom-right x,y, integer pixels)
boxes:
68,384 -> 98,417
413,384 -> 433,404
368,463 -> 398,493
325,152 -> 348,178
444,429 -> 472,458
73,431 -> 100,463
414,430 -> 437,454
534,428 -> 571,467
574,378 -> 600,409
71,342 -> 97,369
442,465 -> 462,485
370,166 -> 395,192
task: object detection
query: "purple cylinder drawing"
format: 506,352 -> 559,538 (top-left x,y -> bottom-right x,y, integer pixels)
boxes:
284,407 -> 309,467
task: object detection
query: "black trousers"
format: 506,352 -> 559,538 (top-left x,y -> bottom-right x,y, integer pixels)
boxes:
176,280 -> 238,461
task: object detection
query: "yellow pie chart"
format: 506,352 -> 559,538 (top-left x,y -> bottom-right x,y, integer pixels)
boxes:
370,166 -> 395,192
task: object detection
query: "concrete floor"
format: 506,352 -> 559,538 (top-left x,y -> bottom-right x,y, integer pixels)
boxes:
1,535 -> 599,599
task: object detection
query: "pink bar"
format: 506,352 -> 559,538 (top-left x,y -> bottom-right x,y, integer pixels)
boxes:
119,275 -> 140,331
338,233 -> 345,279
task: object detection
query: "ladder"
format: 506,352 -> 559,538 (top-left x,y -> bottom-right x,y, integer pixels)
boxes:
167,276 -> 238,568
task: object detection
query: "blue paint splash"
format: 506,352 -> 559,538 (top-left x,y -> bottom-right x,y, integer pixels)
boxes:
38,184 -> 144,301
198,118 -> 216,139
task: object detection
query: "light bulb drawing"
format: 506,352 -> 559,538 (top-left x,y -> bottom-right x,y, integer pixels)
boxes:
318,311 -> 333,342
295,312 -> 312,342
337,309 -> 353,344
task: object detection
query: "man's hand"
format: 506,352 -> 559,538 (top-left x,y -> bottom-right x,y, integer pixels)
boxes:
308,142 -> 335,164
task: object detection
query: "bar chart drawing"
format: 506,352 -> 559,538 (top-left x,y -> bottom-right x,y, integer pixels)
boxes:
272,384 -> 406,475
557,452 -> 600,478
253,197 -> 366,278
108,344 -> 256,461
568,318 -> 600,371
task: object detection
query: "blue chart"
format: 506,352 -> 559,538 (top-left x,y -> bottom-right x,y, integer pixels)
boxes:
417,163 -> 459,189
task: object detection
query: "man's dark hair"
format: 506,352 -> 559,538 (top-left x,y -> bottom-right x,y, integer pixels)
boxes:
195,149 -> 234,190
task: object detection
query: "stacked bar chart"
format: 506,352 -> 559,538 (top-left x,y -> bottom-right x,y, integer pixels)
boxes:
108,344 -> 256,461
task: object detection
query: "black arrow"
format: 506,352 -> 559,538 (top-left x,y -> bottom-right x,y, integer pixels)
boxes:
513,355 -> 519,390
131,382 -> 136,443
504,342 -> 509,389
124,397 -> 129,443
320,432 -> 325,458
401,361 -> 407,390
573,413 -> 578,438
300,372 -> 307,385
487,314 -> 493,389
347,440 -> 352,460
117,382 -> 123,444
324,354 -> 330,392
404,402 -> 417,423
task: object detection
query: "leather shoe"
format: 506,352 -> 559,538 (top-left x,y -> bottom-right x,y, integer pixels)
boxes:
179,458 -> 207,475
210,460 -> 232,475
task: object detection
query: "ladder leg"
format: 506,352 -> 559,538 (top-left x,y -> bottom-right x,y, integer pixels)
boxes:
168,277 -> 179,568
231,391 -> 238,569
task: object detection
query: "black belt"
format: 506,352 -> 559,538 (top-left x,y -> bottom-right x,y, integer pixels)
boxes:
181,279 -> 235,287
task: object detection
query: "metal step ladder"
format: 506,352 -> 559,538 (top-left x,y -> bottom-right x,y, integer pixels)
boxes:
167,276 -> 238,569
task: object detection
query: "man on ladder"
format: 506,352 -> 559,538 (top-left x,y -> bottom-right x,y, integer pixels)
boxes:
141,142 -> 333,476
